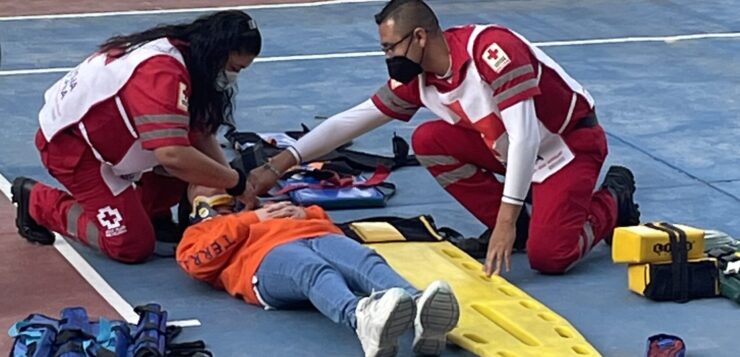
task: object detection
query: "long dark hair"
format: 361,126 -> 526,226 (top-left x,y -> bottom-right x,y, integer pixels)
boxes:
99,10 -> 262,133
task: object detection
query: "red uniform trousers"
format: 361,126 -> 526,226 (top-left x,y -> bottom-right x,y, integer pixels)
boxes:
29,129 -> 186,263
412,120 -> 617,273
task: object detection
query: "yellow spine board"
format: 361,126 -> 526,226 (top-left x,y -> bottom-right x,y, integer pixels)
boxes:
612,224 -> 704,264
369,241 -> 601,357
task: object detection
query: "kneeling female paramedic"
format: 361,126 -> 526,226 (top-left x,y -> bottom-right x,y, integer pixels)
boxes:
12,10 -> 260,263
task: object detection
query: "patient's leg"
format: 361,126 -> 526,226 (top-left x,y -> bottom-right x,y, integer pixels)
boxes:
255,239 -> 360,328
307,234 -> 420,297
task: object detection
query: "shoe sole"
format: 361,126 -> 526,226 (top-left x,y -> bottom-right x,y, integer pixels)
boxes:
11,177 -> 54,245
413,283 -> 460,355
372,294 -> 415,357
608,166 -> 636,191
604,166 -> 641,227
11,177 -> 30,238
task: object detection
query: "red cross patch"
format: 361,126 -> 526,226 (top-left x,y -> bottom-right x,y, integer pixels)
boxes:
177,82 -> 189,112
482,43 -> 511,73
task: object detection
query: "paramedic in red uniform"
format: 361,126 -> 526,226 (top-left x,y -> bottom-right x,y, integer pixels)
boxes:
11,11 -> 261,263
247,0 -> 641,275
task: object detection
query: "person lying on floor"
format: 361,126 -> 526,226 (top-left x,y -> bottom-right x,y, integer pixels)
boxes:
176,186 -> 460,357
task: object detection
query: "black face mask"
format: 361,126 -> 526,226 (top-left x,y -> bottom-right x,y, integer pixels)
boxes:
385,34 -> 424,84
386,56 -> 422,84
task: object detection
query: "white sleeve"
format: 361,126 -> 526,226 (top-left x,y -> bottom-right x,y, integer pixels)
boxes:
289,99 -> 393,162
500,99 -> 540,206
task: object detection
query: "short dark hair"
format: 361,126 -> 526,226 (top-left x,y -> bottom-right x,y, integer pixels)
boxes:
374,0 -> 440,35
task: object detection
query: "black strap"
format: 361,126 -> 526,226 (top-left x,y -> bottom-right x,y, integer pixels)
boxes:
645,222 -> 690,302
225,167 -> 247,196
53,341 -> 85,357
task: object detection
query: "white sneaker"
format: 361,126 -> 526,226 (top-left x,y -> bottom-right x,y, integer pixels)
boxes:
412,280 -> 460,355
356,288 -> 416,357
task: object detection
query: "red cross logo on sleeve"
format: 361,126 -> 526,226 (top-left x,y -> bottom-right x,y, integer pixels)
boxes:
482,43 -> 511,73
487,48 -> 500,61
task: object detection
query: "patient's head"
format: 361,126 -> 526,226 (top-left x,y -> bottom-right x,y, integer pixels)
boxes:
188,185 -> 236,220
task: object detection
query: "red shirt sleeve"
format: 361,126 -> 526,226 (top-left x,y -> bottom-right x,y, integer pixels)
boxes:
473,28 -> 541,111
370,79 -> 422,121
119,55 -> 192,150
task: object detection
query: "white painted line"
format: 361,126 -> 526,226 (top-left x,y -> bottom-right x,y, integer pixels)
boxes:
0,173 -> 202,326
257,50 -> 382,62
535,31 -> 740,47
0,0 -> 386,21
1,31 -> 738,77
0,67 -> 75,76
0,173 -> 10,198
50,234 -> 140,323
167,319 -> 202,328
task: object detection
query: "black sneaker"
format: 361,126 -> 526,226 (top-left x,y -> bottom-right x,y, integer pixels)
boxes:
11,177 -> 55,245
601,166 -> 641,236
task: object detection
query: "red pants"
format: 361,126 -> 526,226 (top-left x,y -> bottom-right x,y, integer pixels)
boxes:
29,130 -> 186,263
412,120 -> 617,273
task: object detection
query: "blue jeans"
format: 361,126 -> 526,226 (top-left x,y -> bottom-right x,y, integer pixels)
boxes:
255,234 -> 419,329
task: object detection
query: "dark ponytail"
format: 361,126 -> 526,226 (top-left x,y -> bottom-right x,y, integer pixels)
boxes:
99,10 -> 262,133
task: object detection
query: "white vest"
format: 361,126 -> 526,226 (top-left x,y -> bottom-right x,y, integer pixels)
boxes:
418,25 -> 593,183
38,38 -> 186,195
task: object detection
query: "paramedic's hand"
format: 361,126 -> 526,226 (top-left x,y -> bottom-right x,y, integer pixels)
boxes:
237,183 -> 260,210
484,223 -> 516,276
248,165 -> 281,196
249,151 -> 298,196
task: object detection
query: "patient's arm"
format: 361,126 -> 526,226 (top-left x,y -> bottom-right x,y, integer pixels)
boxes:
176,211 -> 260,282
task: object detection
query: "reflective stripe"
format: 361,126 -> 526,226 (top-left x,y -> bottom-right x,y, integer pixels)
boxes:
434,164 -> 478,188
374,85 -> 417,116
133,114 -> 189,126
489,64 -> 534,92
557,93 -> 577,134
66,203 -> 84,237
86,221 -> 100,250
115,96 -> 138,138
416,155 -> 460,167
494,78 -> 539,104
582,221 -> 596,253
567,221 -> 596,272
139,128 -> 188,141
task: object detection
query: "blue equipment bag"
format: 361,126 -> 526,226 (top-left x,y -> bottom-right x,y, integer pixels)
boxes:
8,304 -> 209,357
8,314 -> 59,357
275,166 -> 396,210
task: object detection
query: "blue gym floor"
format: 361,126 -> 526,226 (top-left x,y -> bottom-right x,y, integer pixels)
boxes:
1,0 -> 738,356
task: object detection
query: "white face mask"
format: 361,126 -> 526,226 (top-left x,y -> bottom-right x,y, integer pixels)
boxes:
216,70 -> 239,91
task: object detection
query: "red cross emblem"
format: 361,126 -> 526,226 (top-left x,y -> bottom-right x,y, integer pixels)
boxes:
487,48 -> 500,60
